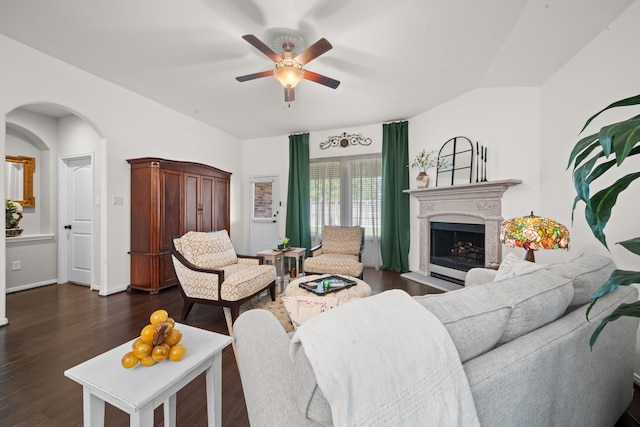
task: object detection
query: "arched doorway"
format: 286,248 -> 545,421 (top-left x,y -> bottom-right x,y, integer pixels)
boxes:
4,103 -> 105,298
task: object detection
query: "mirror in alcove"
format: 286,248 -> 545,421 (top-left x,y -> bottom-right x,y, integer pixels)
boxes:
5,155 -> 35,207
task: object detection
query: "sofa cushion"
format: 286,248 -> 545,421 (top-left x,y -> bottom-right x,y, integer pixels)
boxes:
179,230 -> 238,268
321,226 -> 362,255
413,287 -> 511,363
415,268 -> 574,356
545,252 -> 616,310
493,269 -> 574,344
493,252 -> 545,282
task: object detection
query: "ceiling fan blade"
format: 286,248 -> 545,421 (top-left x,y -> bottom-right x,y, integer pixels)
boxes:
303,70 -> 340,89
295,38 -> 333,65
235,70 -> 274,82
242,34 -> 281,62
284,86 -> 295,103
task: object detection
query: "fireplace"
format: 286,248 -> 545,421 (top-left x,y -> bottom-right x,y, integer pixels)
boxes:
430,222 -> 485,284
402,179 -> 521,291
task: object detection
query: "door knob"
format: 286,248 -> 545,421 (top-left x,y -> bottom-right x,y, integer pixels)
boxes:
64,225 -> 72,230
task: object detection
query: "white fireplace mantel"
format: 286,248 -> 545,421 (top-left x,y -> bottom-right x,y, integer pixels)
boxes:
403,179 -> 522,291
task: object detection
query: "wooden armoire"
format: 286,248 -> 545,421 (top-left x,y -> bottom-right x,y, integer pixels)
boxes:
127,157 -> 231,294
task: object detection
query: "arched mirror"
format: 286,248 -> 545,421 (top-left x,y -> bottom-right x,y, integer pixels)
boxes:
5,155 -> 35,207
435,136 -> 474,187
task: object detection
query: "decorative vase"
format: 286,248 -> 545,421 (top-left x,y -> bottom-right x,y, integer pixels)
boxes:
277,244 -> 284,250
6,227 -> 23,237
416,172 -> 430,189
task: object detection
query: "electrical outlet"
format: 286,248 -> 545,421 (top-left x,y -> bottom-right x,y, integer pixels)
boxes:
11,261 -> 21,271
112,196 -> 124,206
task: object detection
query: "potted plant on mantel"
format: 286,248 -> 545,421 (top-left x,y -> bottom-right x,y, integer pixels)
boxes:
409,149 -> 448,189
568,94 -> 640,348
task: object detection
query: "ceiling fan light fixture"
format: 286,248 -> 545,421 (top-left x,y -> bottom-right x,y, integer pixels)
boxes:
274,61 -> 304,88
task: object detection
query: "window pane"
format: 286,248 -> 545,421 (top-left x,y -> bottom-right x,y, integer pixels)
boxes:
309,155 -> 381,242
253,181 -> 273,219
350,157 -> 381,237
310,161 -> 341,239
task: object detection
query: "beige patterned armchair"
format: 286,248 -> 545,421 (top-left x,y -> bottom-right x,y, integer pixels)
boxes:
304,226 -> 365,279
169,230 -> 276,324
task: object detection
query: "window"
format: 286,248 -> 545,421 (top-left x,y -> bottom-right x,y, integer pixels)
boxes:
309,154 -> 382,245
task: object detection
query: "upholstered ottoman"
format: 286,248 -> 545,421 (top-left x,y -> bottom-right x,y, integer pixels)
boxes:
282,274 -> 373,328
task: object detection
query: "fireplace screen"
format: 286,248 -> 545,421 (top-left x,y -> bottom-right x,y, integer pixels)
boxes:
430,222 -> 485,272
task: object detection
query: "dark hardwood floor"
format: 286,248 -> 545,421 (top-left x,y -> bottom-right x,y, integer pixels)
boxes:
0,268 -> 638,426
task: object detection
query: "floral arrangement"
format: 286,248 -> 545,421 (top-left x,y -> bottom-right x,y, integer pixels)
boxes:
408,149 -> 448,173
277,237 -> 290,247
6,199 -> 23,230
500,215 -> 569,251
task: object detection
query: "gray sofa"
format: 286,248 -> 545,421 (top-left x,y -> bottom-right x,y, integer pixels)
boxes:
234,253 -> 639,426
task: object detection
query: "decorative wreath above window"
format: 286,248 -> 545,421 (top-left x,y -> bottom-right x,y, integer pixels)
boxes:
320,132 -> 372,149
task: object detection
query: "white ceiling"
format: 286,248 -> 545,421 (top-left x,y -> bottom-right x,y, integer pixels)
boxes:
0,0 -> 634,139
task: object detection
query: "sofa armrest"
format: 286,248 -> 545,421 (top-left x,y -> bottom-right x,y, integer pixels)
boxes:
234,310 -> 321,426
465,268 -> 497,286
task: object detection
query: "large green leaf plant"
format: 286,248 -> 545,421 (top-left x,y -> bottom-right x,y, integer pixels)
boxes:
568,94 -> 640,348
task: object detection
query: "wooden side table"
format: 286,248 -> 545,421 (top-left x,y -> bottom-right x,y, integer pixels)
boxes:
283,247 -> 306,277
64,323 -> 232,427
257,247 -> 306,292
257,249 -> 285,291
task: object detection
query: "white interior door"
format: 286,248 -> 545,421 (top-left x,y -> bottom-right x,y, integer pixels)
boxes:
65,157 -> 93,285
249,176 -> 279,254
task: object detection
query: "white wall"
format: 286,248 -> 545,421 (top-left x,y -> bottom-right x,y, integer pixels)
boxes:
540,0 -> 640,271
5,110 -> 58,292
0,35 -> 243,324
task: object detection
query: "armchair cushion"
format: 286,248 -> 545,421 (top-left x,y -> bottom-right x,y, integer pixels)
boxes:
321,226 -> 363,256
179,230 -> 238,268
304,254 -> 363,278
221,263 -> 277,301
305,226 -> 365,278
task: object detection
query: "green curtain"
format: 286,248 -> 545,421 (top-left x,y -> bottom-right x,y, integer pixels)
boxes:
380,121 -> 410,272
285,133 -> 312,255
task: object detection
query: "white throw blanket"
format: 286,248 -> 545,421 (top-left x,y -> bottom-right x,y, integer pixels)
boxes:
290,289 -> 480,427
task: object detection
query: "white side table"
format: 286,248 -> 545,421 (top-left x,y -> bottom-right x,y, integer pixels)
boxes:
64,323 -> 232,427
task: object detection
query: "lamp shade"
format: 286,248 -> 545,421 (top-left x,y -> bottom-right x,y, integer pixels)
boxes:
500,212 -> 570,262
274,64 -> 304,88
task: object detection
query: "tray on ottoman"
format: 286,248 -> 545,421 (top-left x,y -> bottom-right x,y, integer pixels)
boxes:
298,275 -> 357,295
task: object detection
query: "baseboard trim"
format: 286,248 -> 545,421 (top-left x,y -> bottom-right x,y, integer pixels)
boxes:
99,285 -> 128,296
5,280 -> 57,294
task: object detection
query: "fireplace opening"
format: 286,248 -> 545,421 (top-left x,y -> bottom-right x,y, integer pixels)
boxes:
430,222 -> 485,284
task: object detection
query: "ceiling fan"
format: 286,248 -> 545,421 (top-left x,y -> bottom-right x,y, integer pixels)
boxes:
235,34 -> 340,104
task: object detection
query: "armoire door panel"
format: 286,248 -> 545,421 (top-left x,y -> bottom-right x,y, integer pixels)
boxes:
184,173 -> 199,232
214,177 -> 230,233
200,175 -> 215,231
160,169 -> 183,251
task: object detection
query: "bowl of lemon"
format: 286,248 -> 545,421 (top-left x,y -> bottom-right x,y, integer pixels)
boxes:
121,309 -> 186,369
